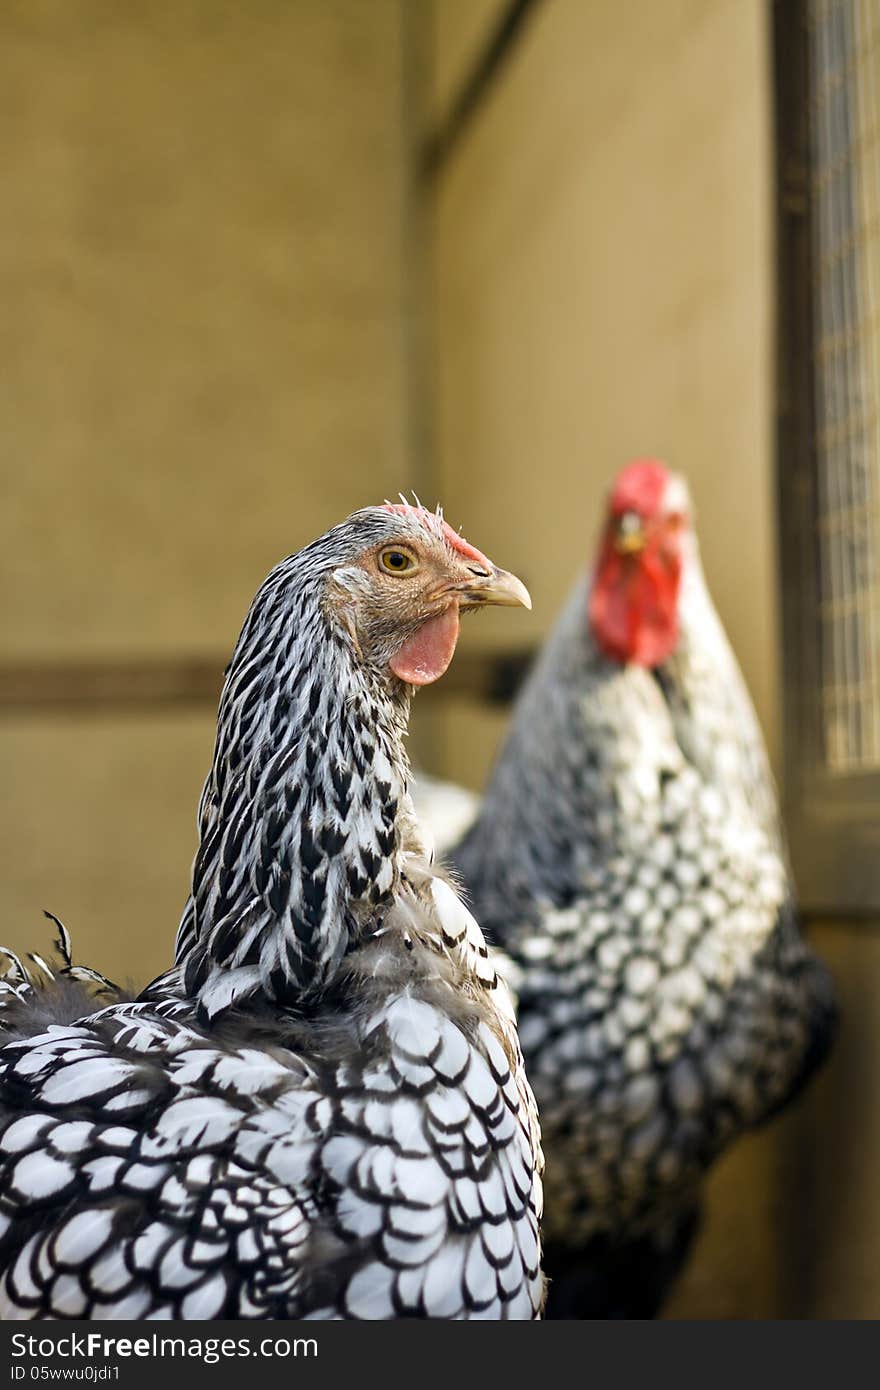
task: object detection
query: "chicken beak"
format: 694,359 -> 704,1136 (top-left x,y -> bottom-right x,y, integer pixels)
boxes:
614,532 -> 645,555
614,519 -> 646,554
457,565 -> 532,611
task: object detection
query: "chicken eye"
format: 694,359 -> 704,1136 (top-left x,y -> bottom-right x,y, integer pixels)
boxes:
379,547 -> 418,575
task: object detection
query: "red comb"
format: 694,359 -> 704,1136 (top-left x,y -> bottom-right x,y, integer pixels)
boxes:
383,503 -> 492,570
608,459 -> 671,518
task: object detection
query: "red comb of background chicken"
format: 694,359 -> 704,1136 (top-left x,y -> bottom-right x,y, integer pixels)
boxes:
589,459 -> 687,667
608,458 -> 671,518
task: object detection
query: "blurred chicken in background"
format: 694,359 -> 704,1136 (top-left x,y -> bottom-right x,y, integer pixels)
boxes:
419,459 -> 837,1317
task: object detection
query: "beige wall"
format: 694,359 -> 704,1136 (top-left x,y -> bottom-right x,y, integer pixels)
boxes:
425,0 -> 779,791
426,0 -> 507,127
1,0 -> 414,983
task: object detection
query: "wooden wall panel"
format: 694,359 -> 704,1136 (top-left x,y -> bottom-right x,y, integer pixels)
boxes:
426,0 -> 509,128
1,713 -> 212,984
428,0 -> 779,789
1,0 -> 411,661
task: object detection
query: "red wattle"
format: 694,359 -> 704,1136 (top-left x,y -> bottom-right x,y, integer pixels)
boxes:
389,606 -> 461,686
589,541 -> 681,667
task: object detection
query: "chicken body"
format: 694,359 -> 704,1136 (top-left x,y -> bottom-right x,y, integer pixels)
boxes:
0,505 -> 543,1320
454,471 -> 835,1317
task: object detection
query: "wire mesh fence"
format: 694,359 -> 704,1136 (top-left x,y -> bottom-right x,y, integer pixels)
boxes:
811,0 -> 880,771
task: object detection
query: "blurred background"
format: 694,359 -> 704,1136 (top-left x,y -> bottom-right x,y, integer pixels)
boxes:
1,0 -> 878,1317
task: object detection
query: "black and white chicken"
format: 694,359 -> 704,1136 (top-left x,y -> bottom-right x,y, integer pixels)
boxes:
0,503 -> 544,1321
453,460 -> 836,1317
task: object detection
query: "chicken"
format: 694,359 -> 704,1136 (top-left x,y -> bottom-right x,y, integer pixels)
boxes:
0,502 -> 544,1321
453,460 -> 836,1318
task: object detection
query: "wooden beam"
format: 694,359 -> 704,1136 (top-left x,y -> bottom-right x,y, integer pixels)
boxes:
0,649 -> 535,716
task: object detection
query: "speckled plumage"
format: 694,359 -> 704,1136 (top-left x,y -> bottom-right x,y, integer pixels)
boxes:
0,506 -> 543,1320
455,522 -> 835,1317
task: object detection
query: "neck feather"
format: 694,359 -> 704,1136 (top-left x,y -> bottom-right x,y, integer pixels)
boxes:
176,565 -> 413,1018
